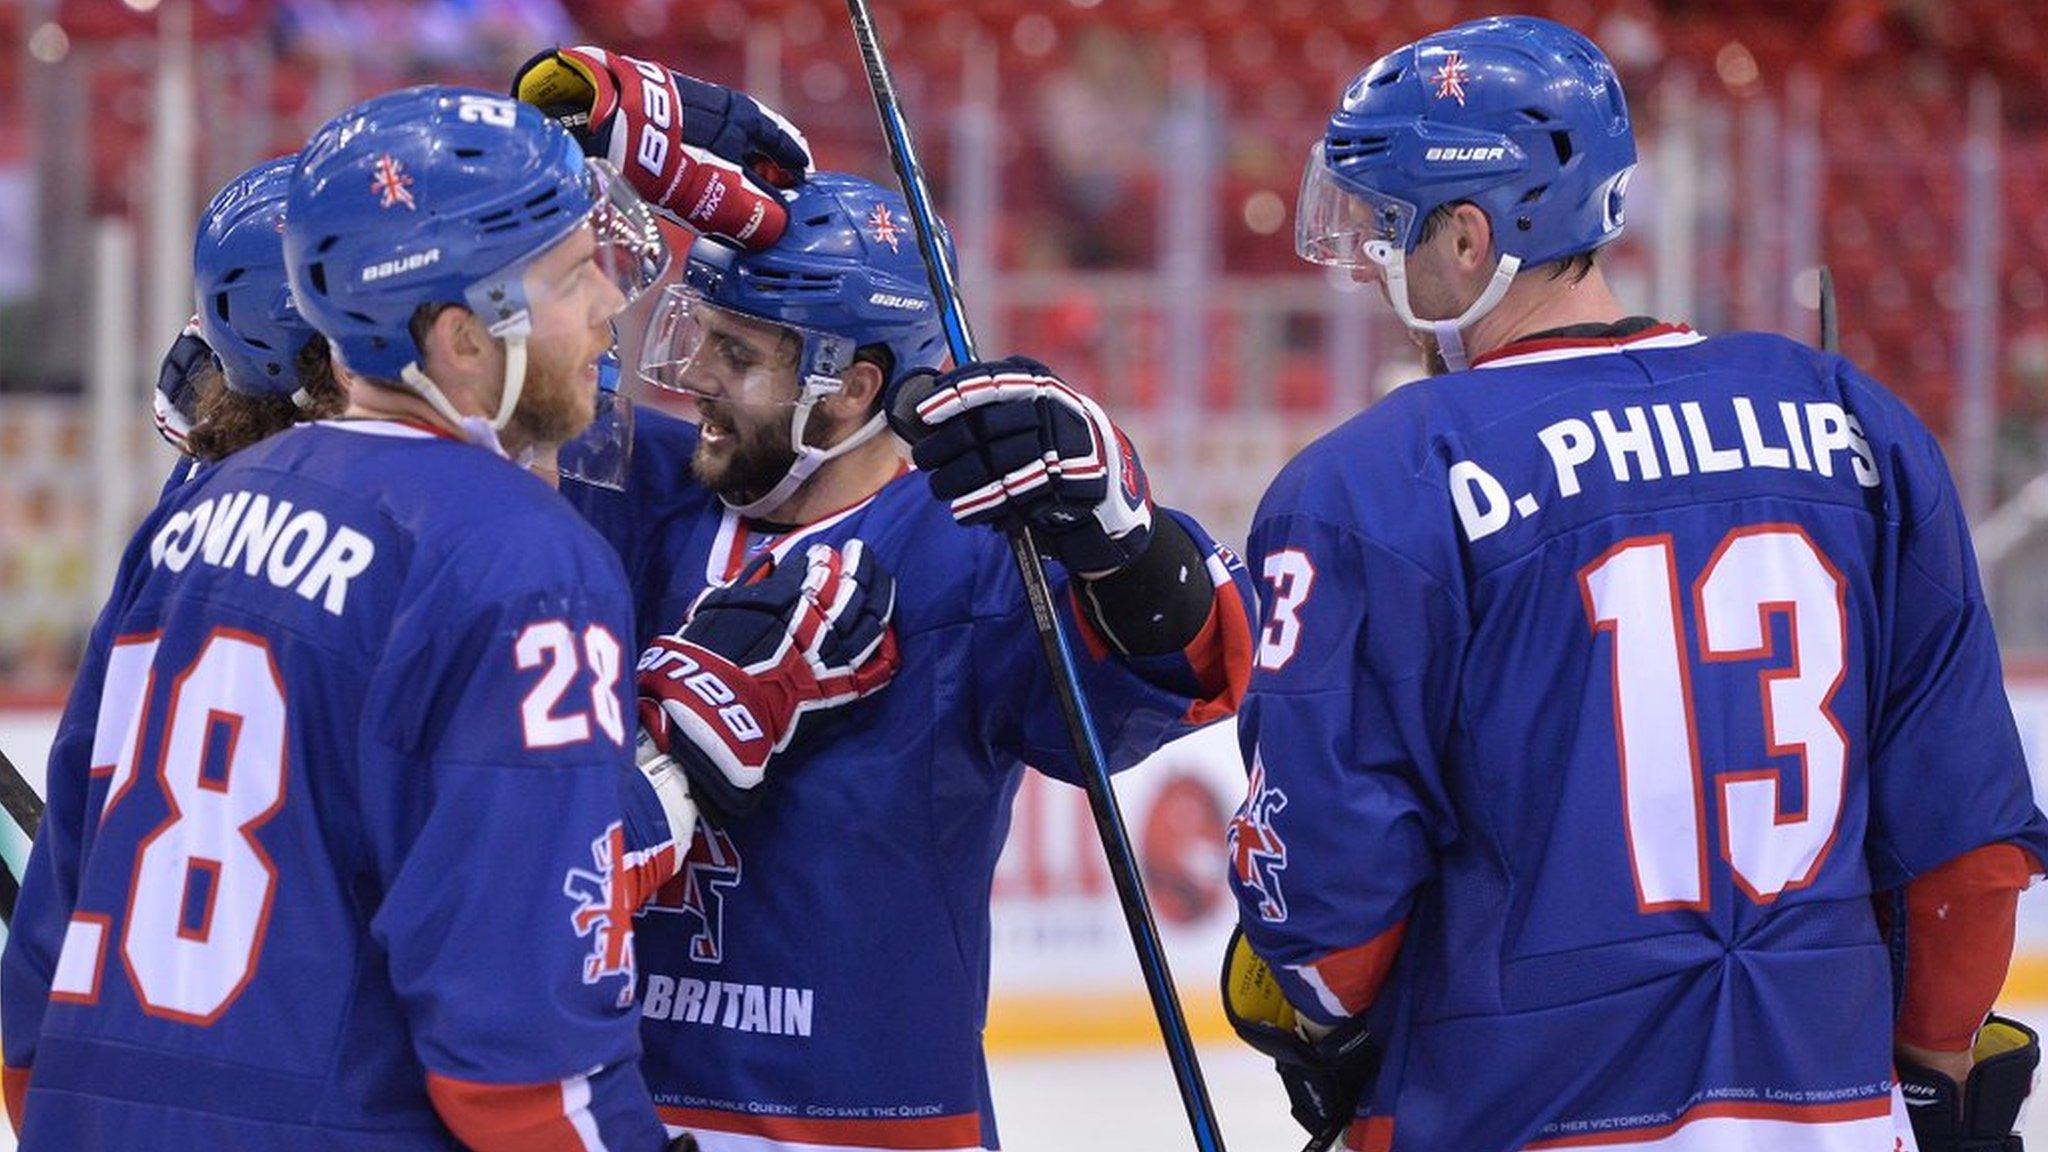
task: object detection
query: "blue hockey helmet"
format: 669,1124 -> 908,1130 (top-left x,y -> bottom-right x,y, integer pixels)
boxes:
640,172 -> 951,515
192,155 -> 320,399
284,85 -> 667,429
1298,16 -> 1636,367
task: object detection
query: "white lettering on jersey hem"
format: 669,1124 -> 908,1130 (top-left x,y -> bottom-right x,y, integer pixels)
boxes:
1477,330 -> 1706,371
669,1126 -> 990,1152
1526,1087 -> 1914,1152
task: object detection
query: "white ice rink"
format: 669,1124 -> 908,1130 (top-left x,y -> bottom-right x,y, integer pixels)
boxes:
4,1033 -> 2048,1150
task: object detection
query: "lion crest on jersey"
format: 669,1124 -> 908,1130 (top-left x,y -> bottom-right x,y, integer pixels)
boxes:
1228,756 -> 1291,922
643,822 -> 744,964
565,821 -> 639,1005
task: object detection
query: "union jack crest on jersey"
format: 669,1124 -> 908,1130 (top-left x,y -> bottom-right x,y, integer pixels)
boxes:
864,203 -> 905,253
370,154 -> 416,210
644,822 -> 744,964
565,822 -> 638,1003
1228,756 -> 1290,922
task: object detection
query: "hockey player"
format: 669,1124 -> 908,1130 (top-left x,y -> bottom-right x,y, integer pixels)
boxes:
152,44 -> 813,497
1,86 -> 689,1150
600,171 -> 1255,1151
151,155 -> 345,490
1223,15 -> 2048,1152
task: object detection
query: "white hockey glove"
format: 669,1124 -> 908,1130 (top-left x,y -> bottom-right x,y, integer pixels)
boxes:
892,356 -> 1155,577
635,541 -> 898,824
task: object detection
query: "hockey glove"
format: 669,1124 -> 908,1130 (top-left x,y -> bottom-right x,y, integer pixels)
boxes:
153,318 -> 217,452
1899,1014 -> 2039,1152
513,45 -> 810,250
892,356 -> 1154,577
1222,927 -> 1380,1149
636,540 -> 898,823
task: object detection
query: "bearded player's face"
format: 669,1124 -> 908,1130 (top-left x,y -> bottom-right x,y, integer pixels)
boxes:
509,225 -> 628,447
676,307 -> 805,506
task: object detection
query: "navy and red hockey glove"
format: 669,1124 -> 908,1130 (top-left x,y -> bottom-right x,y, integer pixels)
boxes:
1898,1015 -> 2039,1152
636,540 -> 897,824
513,45 -> 810,250
892,356 -> 1154,577
153,317 -> 217,452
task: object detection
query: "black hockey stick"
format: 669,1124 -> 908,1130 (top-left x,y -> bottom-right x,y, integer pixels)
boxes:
1819,265 -> 1838,353
843,5 -> 1228,1149
0,742 -> 41,841
0,742 -> 39,927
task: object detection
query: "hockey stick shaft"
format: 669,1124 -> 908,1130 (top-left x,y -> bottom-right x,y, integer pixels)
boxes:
0,743 -> 38,928
1819,265 -> 1838,353
843,5 -> 1227,1149
0,743 -> 41,841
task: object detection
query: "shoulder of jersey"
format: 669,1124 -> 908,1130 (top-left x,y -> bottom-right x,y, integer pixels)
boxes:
1258,379 -> 1448,530
620,404 -> 718,512
629,402 -> 702,461
231,422 -> 613,556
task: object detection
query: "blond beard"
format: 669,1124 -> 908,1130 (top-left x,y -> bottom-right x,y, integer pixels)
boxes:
507,362 -> 596,450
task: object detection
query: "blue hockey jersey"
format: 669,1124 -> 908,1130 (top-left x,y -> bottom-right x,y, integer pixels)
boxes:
2,420 -> 669,1151
1227,324 -> 2048,1152
579,407 -> 1253,1152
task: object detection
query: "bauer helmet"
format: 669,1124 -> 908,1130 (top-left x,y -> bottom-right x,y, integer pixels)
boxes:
284,85 -> 667,431
193,155 -> 321,400
641,172 -> 950,515
1298,16 -> 1636,369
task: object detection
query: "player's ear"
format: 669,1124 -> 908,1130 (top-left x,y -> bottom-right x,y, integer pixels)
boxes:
833,356 -> 887,421
1450,203 -> 1494,273
416,305 -> 494,383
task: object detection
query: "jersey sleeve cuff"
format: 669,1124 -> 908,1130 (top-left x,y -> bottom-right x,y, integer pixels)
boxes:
4,1063 -> 28,1137
426,1066 -> 652,1152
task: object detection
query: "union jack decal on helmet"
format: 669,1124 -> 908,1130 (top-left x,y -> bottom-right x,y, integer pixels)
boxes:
1432,51 -> 1472,106
864,203 -> 905,253
370,154 -> 416,211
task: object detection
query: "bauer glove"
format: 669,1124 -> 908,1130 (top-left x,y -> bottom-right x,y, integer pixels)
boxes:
636,540 -> 898,823
1899,1014 -> 2039,1152
1222,926 -> 1380,1149
513,45 -> 810,249
891,356 -> 1154,577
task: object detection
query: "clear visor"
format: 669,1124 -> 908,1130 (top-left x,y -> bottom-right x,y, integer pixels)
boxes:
556,387 -> 635,491
464,159 -> 672,338
1294,141 -> 1417,268
638,284 -> 854,413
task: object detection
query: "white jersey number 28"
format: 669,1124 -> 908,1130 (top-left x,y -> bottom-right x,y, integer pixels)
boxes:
1580,526 -> 1848,912
66,628 -> 288,1024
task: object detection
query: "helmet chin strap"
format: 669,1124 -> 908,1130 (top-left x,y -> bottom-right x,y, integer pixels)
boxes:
397,332 -> 529,456
724,392 -> 889,519
1368,241 -> 1523,373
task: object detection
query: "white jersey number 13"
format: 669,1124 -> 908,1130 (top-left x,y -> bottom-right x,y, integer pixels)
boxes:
1580,525 -> 1848,912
